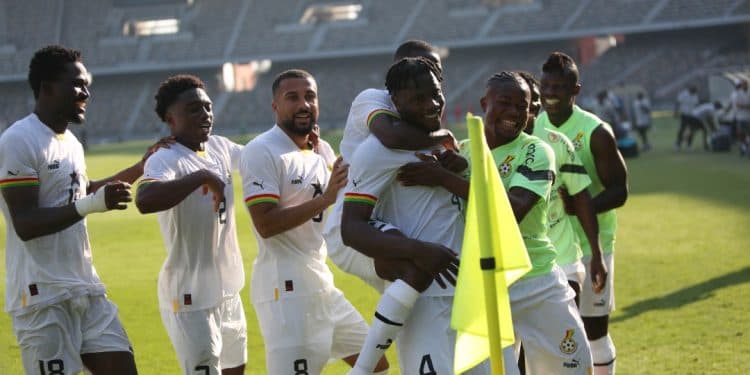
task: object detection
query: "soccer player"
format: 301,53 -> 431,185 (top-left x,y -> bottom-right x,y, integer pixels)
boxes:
323,39 -> 459,294
518,71 -> 607,306
135,75 -> 247,375
240,69 -> 387,374
0,45 -> 161,375
674,86 -> 699,150
398,71 -> 593,374
537,52 -> 629,375
342,57 -> 482,375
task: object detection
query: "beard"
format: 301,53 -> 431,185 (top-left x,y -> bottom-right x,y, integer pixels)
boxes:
280,117 -> 314,136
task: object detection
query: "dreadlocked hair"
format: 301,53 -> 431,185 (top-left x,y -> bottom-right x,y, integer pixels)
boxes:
486,71 -> 528,91
385,57 -> 443,95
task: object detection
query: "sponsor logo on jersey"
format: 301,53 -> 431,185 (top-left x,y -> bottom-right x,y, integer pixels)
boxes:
594,299 -> 606,307
559,329 -> 578,354
572,132 -> 585,151
352,178 -> 361,187
525,143 -> 537,166
48,160 -> 60,170
499,155 -> 515,177
252,180 -> 264,189
184,294 -> 192,305
7,170 -> 19,176
376,339 -> 393,350
291,175 -> 303,184
548,132 -> 561,143
285,280 -> 294,292
563,359 -> 580,369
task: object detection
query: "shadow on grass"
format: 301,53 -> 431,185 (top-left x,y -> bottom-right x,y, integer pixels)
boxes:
612,265 -> 750,323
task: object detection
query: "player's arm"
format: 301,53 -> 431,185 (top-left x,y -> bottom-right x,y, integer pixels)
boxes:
507,186 -> 540,222
2,182 -> 131,241
370,113 -> 459,152
248,158 -> 346,238
397,151 -> 469,199
88,136 -> 174,193
136,170 -> 225,214
567,188 -> 607,292
590,125 -> 628,213
341,200 -> 458,280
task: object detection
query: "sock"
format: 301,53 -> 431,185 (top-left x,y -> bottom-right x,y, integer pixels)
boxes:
351,280 -> 419,372
590,334 -> 616,375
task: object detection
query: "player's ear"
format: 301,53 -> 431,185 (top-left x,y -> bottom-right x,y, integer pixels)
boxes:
480,96 -> 488,113
573,83 -> 581,96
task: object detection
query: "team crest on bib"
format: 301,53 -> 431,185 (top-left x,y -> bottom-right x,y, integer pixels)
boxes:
572,132 -> 585,151
559,329 -> 578,354
499,155 -> 515,177
548,132 -> 560,143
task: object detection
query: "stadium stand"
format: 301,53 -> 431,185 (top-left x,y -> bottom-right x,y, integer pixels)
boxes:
0,0 -> 748,143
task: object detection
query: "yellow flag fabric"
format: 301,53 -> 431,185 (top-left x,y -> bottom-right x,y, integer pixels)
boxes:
452,114 -> 532,374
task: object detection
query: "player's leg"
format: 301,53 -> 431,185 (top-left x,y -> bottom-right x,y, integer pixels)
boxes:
560,260 -> 585,308
14,298 -> 87,375
160,304 -> 222,374
349,259 -> 432,374
256,295 -> 333,375
218,294 -> 247,375
675,115 -> 688,149
78,295 -> 136,375
580,254 -> 616,375
515,268 -> 592,375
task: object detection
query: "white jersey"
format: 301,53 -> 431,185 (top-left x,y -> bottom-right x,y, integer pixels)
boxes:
677,90 -> 699,115
0,113 -> 105,314
339,88 -> 397,162
344,135 -> 464,297
240,125 -> 334,303
140,136 -> 244,312
316,138 -> 337,169
731,89 -> 750,122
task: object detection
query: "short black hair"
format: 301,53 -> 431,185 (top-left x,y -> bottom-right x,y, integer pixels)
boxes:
154,74 -> 205,122
272,69 -> 314,97
542,52 -> 579,85
516,71 -> 539,94
486,71 -> 528,92
394,39 -> 436,61
28,45 -> 82,99
385,57 -> 443,95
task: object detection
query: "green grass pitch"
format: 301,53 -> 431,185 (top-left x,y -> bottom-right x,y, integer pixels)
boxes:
1,117 -> 749,374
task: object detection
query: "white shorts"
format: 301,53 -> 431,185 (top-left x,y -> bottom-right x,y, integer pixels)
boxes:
560,260 -> 585,287
12,294 -> 133,375
160,294 -> 247,374
254,288 -> 368,374
579,253 -> 615,317
509,267 -> 593,374
397,295 -> 491,375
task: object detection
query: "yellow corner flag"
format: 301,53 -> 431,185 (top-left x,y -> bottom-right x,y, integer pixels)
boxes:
452,113 -> 532,374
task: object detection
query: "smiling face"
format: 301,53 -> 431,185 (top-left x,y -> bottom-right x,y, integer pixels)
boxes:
47,61 -> 90,124
165,88 -> 213,151
540,70 -> 580,118
391,71 -> 445,132
481,78 -> 530,148
273,76 -> 319,137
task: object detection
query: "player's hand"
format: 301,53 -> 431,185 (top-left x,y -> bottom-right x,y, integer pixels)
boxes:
436,149 -> 468,173
590,253 -> 608,293
324,156 -> 348,204
558,187 -> 576,215
430,128 -> 459,151
103,181 -> 132,210
413,242 -> 460,288
199,170 -> 226,212
141,136 -> 176,164
397,152 -> 447,187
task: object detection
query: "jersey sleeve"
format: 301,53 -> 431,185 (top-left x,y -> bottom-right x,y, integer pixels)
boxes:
343,138 -> 398,207
317,139 -> 337,169
0,131 -> 40,189
510,140 -> 555,199
351,89 -> 398,132
228,139 -> 243,171
240,141 -> 280,208
139,150 -> 176,188
557,135 -> 591,196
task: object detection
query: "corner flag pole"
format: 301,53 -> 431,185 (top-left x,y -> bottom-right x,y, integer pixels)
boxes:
467,114 -> 504,374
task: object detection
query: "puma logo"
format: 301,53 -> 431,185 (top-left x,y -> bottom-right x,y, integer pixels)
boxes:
252,180 -> 264,189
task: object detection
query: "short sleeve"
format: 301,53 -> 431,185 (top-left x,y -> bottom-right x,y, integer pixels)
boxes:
509,140 -> 555,199
0,131 -> 40,188
317,139 -> 337,169
240,141 -> 281,208
343,138 -> 398,207
139,150 -> 177,187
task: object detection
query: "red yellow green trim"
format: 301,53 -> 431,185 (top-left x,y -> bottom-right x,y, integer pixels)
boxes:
0,177 -> 39,189
245,194 -> 280,207
366,109 -> 399,128
344,193 -> 377,206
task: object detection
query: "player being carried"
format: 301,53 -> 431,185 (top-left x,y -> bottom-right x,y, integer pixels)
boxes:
135,75 -> 247,375
0,45 -> 168,375
342,57 -> 486,375
398,71 -> 593,374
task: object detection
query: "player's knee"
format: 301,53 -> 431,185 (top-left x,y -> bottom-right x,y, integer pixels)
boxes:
582,316 -> 609,340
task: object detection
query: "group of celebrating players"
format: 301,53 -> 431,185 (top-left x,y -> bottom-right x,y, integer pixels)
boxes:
0,40 -> 627,375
